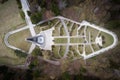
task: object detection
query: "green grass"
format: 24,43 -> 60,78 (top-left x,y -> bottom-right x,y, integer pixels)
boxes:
52,46 -> 61,59
0,56 -> 25,65
66,21 -> 73,32
86,26 -> 99,42
8,29 -> 31,52
52,22 -> 62,36
78,26 -> 85,36
78,45 -> 84,54
50,18 -> 60,25
0,0 -> 25,31
71,24 -> 78,36
35,19 -> 60,34
85,45 -> 92,55
69,46 -> 80,57
67,51 -> 74,59
70,38 -> 85,43
0,0 -> 26,65
92,44 -> 100,51
100,32 -> 114,48
59,46 -> 66,57
54,38 -> 68,43
34,25 -> 42,34
60,26 -> 66,36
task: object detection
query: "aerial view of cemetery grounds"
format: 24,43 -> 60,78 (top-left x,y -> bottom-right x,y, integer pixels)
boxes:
7,16 -> 117,64
0,0 -> 120,80
31,17 -> 116,60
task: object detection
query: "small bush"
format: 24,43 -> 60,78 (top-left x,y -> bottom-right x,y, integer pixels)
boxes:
51,3 -> 60,16
106,20 -> 120,29
30,12 -> 42,24
29,58 -> 38,69
27,11 -> 32,16
14,50 -> 27,58
61,72 -> 71,80
19,9 -> 25,20
16,0 -> 22,9
32,48 -> 42,56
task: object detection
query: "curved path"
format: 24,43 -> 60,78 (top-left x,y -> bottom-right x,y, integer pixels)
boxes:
4,0 -> 36,53
4,0 -> 61,65
4,0 -> 118,66
4,26 -> 29,52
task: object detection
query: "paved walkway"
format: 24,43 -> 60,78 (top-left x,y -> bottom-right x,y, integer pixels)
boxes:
4,0 -> 118,64
4,26 -> 29,52
52,16 -> 118,59
4,0 -> 36,53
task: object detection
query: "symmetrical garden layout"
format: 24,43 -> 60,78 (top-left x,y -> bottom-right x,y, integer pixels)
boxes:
5,16 -> 118,61
4,0 -> 118,63
26,16 -> 118,60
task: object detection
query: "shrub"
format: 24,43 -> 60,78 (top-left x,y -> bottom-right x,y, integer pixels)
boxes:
19,9 -> 25,20
61,72 -> 70,80
27,11 -> 32,16
106,20 -> 120,29
51,3 -> 60,16
29,58 -> 38,69
32,48 -> 42,56
16,0 -> 22,9
14,50 -> 27,58
30,12 -> 42,24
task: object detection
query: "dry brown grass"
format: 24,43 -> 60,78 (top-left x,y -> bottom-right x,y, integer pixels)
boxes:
0,0 -> 26,64
8,29 -> 31,52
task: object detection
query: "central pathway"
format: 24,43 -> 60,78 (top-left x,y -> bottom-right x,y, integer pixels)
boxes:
4,1 -> 118,66
20,0 -> 36,54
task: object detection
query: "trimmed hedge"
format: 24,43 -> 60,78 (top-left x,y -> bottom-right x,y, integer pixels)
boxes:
14,50 -> 27,58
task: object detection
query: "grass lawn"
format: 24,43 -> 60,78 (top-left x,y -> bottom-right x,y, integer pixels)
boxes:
35,19 -> 60,34
66,21 -> 73,32
52,46 -> 61,59
92,44 -> 100,51
0,56 -> 26,65
0,0 -> 25,33
8,29 -> 31,52
85,45 -> 92,55
78,45 -> 84,54
53,22 -> 62,36
60,26 -> 67,36
71,24 -> 78,36
70,38 -> 85,43
54,38 -> 68,43
50,18 -> 60,25
86,26 -> 99,42
0,0 -> 26,65
69,46 -> 80,57
100,32 -> 114,48
34,25 -> 43,34
78,26 -> 85,36
59,46 -> 66,57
